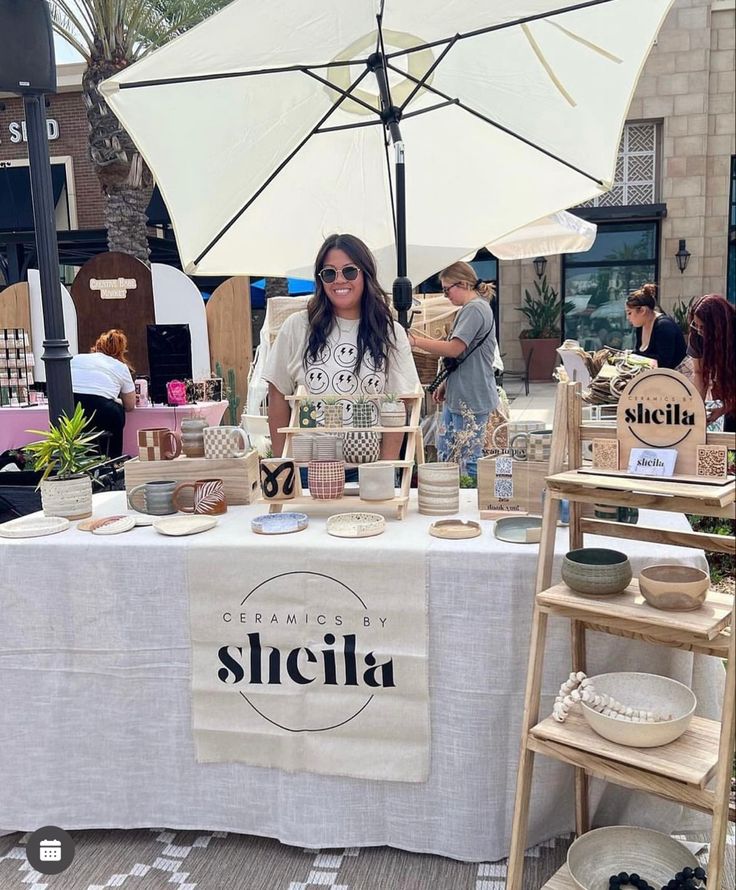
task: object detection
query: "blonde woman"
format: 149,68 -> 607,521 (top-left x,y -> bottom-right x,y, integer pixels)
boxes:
71,329 -> 136,457
409,261 -> 498,479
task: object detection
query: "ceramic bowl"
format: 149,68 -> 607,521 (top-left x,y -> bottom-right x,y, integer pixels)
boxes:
251,512 -> 309,535
580,672 -> 696,748
561,548 -> 632,595
567,826 -> 699,890
639,564 -> 710,611
326,512 -> 385,538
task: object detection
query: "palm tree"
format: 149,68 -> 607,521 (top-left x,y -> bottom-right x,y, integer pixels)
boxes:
49,0 -> 230,262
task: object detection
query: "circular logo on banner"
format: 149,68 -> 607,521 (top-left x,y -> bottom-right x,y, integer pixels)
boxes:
617,369 -> 705,449
215,572 -> 397,732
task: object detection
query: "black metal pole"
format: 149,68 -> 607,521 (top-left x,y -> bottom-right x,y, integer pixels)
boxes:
23,93 -> 73,422
367,52 -> 413,329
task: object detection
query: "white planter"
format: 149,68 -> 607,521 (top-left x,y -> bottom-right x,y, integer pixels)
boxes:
359,462 -> 395,500
40,475 -> 93,520
379,401 -> 406,427
418,462 -> 460,515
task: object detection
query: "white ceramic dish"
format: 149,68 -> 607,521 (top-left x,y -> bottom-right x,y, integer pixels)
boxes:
0,515 -> 70,538
581,672 -> 696,748
326,512 -> 385,538
91,516 -> 137,536
429,520 -> 481,540
251,512 -> 309,535
493,515 -> 542,544
567,826 -> 699,890
153,516 -> 218,537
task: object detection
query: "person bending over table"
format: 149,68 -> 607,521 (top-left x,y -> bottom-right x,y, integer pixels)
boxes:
71,329 -> 136,458
625,283 -> 687,371
408,261 -> 498,480
263,233 -> 419,460
687,293 -> 736,432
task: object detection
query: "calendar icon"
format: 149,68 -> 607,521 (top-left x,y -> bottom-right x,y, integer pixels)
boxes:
39,840 -> 62,862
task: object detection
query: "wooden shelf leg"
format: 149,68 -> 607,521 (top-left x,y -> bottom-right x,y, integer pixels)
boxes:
706,617 -> 735,889
571,618 -> 590,836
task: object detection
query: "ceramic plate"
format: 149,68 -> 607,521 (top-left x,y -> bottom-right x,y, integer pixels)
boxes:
153,516 -> 218,537
91,516 -> 137,536
0,515 -> 70,538
251,512 -> 309,535
326,512 -> 385,538
494,515 -> 543,544
78,515 -> 128,532
429,520 -> 481,540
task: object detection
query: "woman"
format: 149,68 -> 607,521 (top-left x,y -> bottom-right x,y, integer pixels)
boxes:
687,294 -> 735,432
71,329 -> 136,458
408,261 -> 498,480
625,283 -> 687,370
263,233 -> 419,459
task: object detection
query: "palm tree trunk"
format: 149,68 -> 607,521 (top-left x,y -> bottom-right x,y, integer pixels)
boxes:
264,277 -> 289,300
83,54 -> 153,263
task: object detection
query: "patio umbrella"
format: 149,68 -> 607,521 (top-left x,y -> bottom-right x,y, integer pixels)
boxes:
100,0 -> 672,326
484,210 -> 596,261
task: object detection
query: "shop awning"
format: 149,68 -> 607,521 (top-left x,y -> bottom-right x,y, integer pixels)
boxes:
0,165 -> 67,230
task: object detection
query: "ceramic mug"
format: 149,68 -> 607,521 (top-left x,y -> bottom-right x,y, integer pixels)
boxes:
203,425 -> 249,459
172,478 -> 228,515
260,458 -> 297,501
127,480 -> 178,515
138,427 -> 181,461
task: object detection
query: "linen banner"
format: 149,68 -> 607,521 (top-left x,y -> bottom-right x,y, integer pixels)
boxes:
187,541 -> 429,782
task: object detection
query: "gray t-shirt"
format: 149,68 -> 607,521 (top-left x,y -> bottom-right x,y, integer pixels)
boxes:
445,298 -> 499,415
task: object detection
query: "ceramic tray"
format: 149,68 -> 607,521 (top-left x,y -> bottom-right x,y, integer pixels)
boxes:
326,512 -> 385,538
153,516 -> 218,537
91,516 -> 136,536
429,519 -> 481,540
0,515 -> 70,538
494,515 -> 543,544
251,512 -> 309,535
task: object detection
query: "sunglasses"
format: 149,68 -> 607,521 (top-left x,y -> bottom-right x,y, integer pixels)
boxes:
318,264 -> 361,284
442,282 -> 463,296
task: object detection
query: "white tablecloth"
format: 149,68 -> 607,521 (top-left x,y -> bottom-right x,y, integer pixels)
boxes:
0,492 -> 723,861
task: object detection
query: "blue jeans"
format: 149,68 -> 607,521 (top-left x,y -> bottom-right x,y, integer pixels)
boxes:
436,406 -> 489,481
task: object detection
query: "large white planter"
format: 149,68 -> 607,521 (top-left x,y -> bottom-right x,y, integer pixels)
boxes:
40,475 -> 93,520
379,400 -> 406,427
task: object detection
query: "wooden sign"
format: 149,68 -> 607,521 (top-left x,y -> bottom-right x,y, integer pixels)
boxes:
616,369 -> 706,476
71,252 -> 154,375
206,276 -> 252,424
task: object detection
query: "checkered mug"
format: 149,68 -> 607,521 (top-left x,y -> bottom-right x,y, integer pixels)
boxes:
137,427 -> 181,461
203,425 -> 249,459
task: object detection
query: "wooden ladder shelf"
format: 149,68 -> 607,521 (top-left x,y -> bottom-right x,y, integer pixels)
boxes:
506,382 -> 736,890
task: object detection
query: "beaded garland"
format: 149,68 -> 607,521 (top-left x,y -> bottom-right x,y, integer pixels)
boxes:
552,671 -> 672,724
608,865 -> 706,890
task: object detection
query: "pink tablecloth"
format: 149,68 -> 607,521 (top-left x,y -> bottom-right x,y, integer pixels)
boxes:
0,401 -> 229,456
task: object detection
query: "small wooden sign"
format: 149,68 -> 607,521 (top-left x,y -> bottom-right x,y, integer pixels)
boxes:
616,369 -> 706,476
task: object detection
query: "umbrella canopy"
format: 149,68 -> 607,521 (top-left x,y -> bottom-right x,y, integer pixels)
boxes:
100,0 -> 671,290
485,210 -> 596,260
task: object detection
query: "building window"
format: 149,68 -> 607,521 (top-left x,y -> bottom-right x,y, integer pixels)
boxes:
562,221 -> 659,350
728,154 -> 736,304
578,122 -> 659,208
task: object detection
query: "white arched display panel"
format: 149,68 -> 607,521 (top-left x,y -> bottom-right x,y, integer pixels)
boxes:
151,264 -> 211,379
28,269 -> 78,383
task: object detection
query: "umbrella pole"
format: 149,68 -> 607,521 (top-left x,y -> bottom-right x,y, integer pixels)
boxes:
368,52 -> 414,329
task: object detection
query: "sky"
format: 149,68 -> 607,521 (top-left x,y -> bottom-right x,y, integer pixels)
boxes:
54,33 -> 83,63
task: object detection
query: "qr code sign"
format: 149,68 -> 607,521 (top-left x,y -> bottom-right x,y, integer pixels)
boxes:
496,456 -> 513,476
495,478 -> 514,499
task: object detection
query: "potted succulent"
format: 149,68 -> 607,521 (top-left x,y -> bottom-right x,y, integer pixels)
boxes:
299,398 -> 318,428
24,403 -> 106,519
322,395 -> 343,428
352,394 -> 373,428
516,276 -> 574,381
379,393 -> 405,427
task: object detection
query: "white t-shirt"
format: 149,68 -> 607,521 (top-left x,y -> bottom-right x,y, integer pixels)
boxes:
71,352 -> 135,401
262,311 -> 419,424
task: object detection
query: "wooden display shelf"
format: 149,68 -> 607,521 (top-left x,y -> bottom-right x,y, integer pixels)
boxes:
280,425 -> 418,434
266,493 -> 409,518
291,459 -> 413,468
530,710 -> 720,788
577,465 -> 733,487
541,865 -> 574,890
536,580 -> 733,641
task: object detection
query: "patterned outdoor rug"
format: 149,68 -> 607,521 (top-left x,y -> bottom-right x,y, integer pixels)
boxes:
0,827 -> 733,890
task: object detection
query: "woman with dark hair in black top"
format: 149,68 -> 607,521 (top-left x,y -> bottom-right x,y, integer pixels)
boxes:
625,283 -> 687,370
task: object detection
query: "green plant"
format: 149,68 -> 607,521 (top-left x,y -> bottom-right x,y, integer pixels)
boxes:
459,474 -> 476,489
383,392 -> 399,403
353,395 -> 368,404
24,404 -> 107,482
517,276 -> 574,339
323,395 -> 339,405
672,297 -> 695,336
215,361 -> 241,426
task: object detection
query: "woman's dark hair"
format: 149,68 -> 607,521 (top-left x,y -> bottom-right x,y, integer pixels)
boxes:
306,233 -> 395,375
688,293 -> 735,415
626,282 -> 658,310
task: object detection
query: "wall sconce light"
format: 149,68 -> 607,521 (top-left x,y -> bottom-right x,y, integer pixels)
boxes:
533,256 -> 547,278
675,239 -> 690,274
